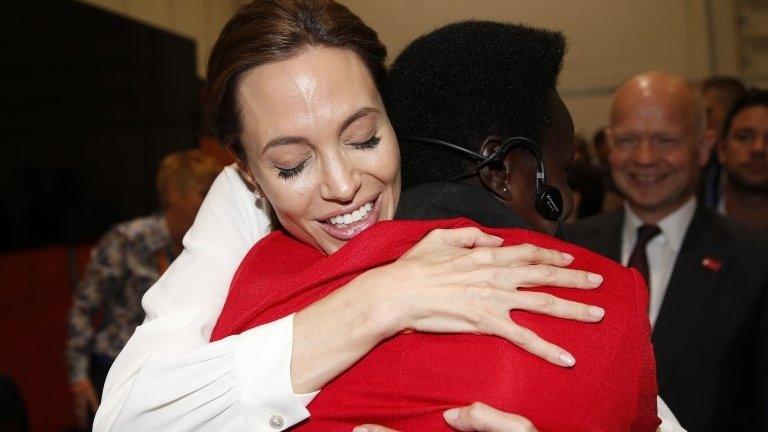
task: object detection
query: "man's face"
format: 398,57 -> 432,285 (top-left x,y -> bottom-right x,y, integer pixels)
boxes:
719,105 -> 768,193
609,86 -> 711,222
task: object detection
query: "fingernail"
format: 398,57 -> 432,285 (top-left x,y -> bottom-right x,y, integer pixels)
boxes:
443,408 -> 460,423
562,252 -> 574,262
559,352 -> 576,367
588,273 -> 603,285
353,428 -> 368,432
589,306 -> 605,318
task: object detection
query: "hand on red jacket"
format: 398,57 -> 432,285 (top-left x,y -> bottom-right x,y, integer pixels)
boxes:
354,402 -> 537,432
367,226 -> 605,367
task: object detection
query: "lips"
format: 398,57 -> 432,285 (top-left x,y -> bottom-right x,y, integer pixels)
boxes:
317,194 -> 383,241
628,172 -> 669,184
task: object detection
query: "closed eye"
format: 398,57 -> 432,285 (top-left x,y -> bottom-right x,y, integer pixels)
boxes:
350,136 -> 381,150
277,159 -> 308,179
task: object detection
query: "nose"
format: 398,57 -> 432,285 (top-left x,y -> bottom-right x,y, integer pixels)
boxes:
631,139 -> 658,165
319,151 -> 361,203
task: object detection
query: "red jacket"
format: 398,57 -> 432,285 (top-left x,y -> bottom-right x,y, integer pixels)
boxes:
212,219 -> 660,431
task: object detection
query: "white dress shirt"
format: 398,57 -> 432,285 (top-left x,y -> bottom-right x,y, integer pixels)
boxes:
95,164 -> 684,431
621,197 -> 697,327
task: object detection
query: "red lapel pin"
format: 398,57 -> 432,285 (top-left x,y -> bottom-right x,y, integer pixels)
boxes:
701,257 -> 722,272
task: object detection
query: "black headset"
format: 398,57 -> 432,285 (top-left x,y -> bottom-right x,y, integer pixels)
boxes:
404,136 -> 564,221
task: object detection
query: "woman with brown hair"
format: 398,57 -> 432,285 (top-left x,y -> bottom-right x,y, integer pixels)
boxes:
96,1 -> 624,431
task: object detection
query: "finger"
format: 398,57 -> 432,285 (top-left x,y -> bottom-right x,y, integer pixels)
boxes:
353,425 -> 401,432
468,243 -> 574,268
443,402 -> 538,432
506,291 -> 605,323
497,265 -> 602,290
430,227 -> 504,249
482,314 -> 576,368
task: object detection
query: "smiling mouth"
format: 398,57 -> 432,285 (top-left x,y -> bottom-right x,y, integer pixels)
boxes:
629,173 -> 668,184
318,194 -> 383,241
327,201 -> 374,227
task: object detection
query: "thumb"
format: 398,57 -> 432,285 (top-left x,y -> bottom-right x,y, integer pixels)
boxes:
443,402 -> 537,432
353,425 -> 400,432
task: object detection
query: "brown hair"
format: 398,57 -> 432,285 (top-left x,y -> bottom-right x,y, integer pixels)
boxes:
205,0 -> 387,161
156,149 -> 223,207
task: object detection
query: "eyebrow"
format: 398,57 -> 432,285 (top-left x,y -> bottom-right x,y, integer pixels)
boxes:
338,107 -> 380,135
261,107 -> 380,154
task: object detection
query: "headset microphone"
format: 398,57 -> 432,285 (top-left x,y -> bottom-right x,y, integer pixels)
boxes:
405,135 -> 564,221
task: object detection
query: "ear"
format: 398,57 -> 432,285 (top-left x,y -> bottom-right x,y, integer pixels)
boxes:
697,129 -> 717,168
477,135 -> 513,200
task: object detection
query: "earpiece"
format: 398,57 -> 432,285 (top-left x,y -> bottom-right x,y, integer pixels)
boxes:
405,135 -> 563,221
498,137 -> 563,221
534,184 -> 563,221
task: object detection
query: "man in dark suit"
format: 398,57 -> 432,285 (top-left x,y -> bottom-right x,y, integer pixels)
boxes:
570,71 -> 768,431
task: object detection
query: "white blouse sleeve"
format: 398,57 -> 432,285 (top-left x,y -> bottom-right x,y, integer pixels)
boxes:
657,396 -> 686,431
94,165 -> 318,432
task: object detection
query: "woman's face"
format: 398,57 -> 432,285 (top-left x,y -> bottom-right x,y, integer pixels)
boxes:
237,46 -> 401,254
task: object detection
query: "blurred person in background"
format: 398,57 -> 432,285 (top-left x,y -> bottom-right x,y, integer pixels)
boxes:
592,127 -> 611,171
66,150 -> 222,429
700,76 -> 747,208
717,89 -> 768,230
565,134 -> 604,223
570,71 -> 768,431
593,127 -> 624,212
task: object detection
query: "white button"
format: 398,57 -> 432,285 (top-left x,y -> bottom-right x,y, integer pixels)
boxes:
269,414 -> 284,429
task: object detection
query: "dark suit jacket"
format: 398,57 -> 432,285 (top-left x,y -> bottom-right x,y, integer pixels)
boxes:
569,204 -> 768,432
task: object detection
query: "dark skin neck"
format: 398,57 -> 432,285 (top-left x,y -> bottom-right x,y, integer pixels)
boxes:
723,182 -> 768,230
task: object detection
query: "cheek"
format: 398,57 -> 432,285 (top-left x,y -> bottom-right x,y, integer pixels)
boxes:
259,175 -> 315,224
726,146 -> 747,163
364,141 -> 401,183
608,149 -> 630,170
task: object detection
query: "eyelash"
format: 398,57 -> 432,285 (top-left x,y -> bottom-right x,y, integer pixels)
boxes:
351,136 -> 381,150
276,136 -> 381,179
277,159 -> 308,179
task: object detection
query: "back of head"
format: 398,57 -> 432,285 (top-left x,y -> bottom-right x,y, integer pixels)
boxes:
157,150 -> 223,207
702,75 -> 746,102
701,75 -> 746,136
384,21 -> 566,188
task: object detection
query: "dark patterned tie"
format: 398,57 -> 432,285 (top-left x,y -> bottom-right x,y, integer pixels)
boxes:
627,224 -> 662,290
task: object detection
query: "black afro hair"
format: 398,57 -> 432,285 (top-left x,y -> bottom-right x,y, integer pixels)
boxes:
384,20 -> 566,188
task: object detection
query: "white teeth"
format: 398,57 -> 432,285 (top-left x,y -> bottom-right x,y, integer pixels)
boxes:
328,200 -> 374,227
